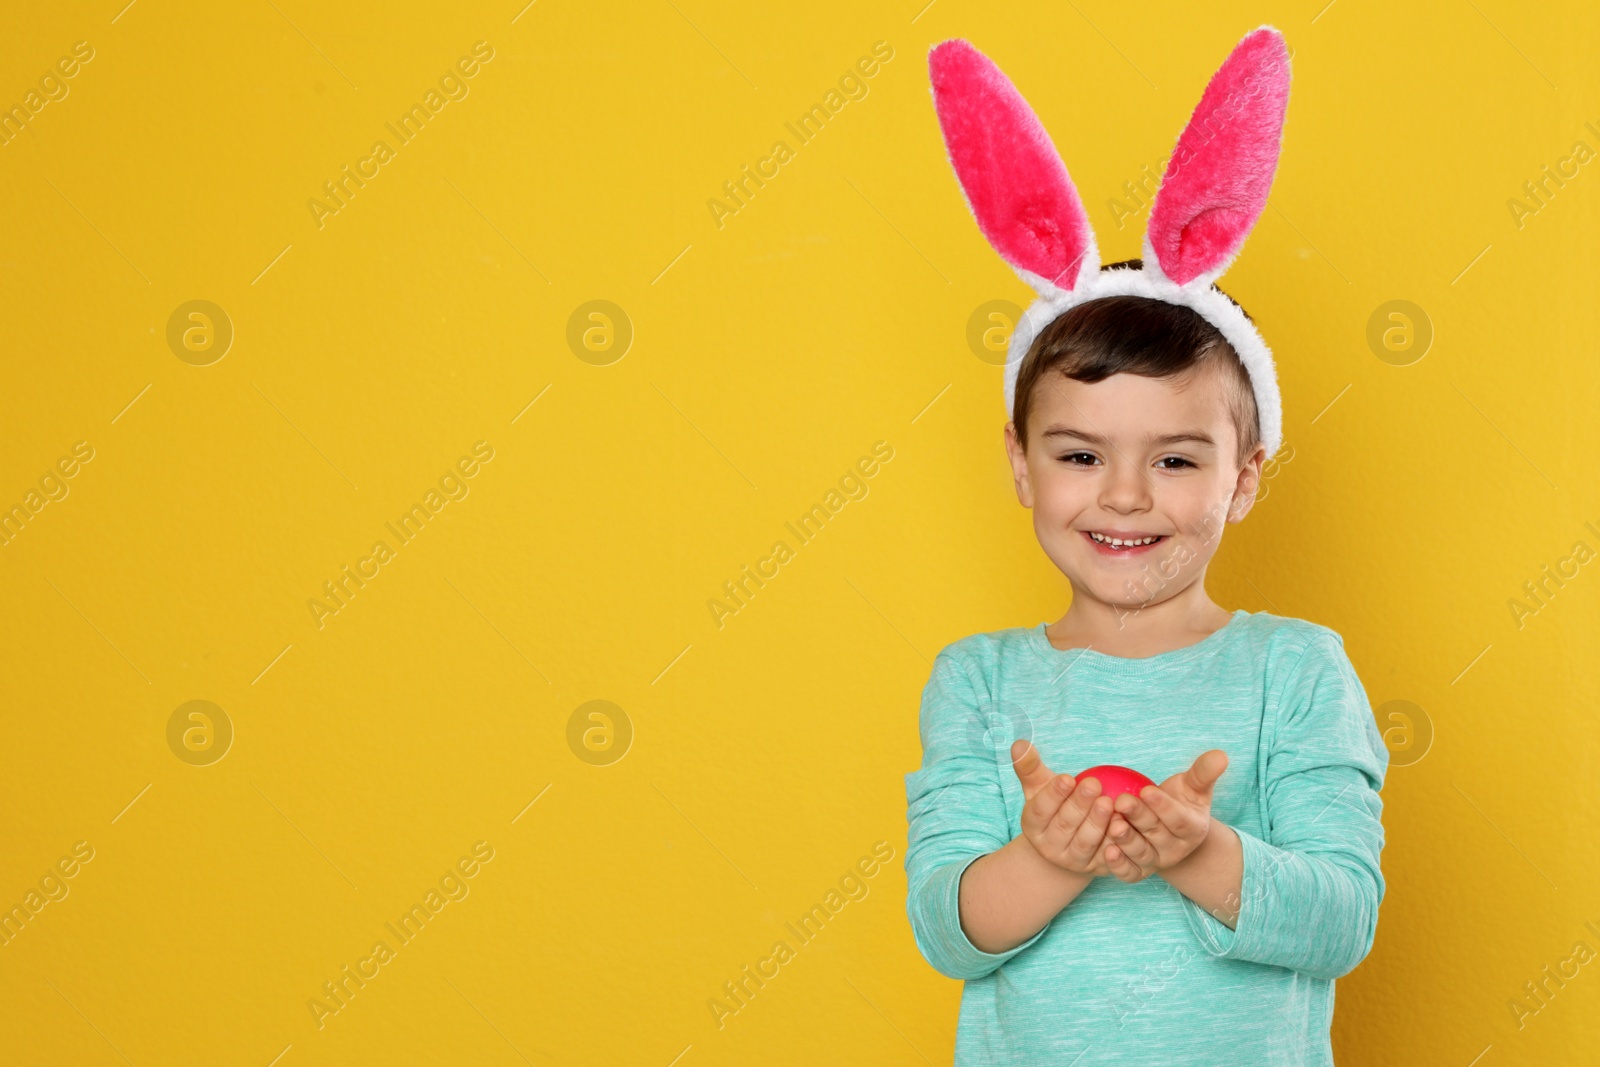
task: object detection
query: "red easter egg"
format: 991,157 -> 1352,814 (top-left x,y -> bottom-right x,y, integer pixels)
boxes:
1074,764 -> 1156,801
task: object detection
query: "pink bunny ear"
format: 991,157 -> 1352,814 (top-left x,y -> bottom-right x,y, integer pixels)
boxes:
1145,27 -> 1291,286
929,39 -> 1097,293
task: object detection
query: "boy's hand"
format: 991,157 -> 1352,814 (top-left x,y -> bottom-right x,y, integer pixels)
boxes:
1101,749 -> 1228,883
1010,740 -> 1114,878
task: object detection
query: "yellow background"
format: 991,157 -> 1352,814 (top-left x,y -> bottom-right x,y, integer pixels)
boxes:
1,0 -> 1597,1063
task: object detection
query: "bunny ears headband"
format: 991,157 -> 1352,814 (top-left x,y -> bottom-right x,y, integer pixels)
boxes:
929,25 -> 1292,461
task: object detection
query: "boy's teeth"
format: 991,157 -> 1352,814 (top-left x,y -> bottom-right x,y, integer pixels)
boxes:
1091,532 -> 1160,546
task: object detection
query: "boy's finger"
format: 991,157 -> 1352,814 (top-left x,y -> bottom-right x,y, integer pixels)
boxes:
1010,739 -> 1059,798
1066,790 -> 1113,858
1104,842 -> 1144,883
1138,786 -> 1192,838
1112,822 -> 1157,866
1026,774 -> 1074,824
1184,749 -> 1228,793
1114,794 -> 1166,837
1050,777 -> 1100,836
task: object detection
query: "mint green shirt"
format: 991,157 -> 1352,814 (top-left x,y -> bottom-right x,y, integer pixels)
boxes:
903,610 -> 1388,1065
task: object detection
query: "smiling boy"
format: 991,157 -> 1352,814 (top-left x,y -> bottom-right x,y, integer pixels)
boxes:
1007,285 -> 1260,660
902,269 -> 1390,1066
905,29 -> 1391,1063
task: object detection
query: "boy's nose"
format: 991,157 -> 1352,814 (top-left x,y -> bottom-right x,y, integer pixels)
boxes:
1097,463 -> 1154,510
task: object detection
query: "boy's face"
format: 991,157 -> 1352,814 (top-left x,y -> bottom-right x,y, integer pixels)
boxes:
1004,365 -> 1265,614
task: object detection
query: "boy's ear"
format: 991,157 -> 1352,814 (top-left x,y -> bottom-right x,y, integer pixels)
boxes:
1004,421 -> 1034,507
1227,443 -> 1268,522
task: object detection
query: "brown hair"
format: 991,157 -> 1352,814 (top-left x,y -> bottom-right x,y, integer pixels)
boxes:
1012,258 -> 1261,469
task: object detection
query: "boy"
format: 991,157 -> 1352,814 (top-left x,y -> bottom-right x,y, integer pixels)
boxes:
907,28 -> 1388,1062
902,270 -> 1389,1064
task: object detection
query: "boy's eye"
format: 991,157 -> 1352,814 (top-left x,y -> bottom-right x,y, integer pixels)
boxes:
1056,453 -> 1195,469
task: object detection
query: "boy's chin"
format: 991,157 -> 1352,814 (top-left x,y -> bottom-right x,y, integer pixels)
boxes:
1065,566 -> 1186,609
1077,588 -> 1160,614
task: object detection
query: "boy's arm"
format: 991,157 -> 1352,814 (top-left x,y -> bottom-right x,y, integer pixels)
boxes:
959,833 -> 1094,955
1168,633 -> 1389,980
905,652 -> 1088,979
1158,816 -> 1243,926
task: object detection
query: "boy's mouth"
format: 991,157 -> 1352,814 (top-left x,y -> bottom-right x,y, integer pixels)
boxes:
1081,530 -> 1168,556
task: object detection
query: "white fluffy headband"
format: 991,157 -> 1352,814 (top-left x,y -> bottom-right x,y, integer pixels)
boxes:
928,25 -> 1292,461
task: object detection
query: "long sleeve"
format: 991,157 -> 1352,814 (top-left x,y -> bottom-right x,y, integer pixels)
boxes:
904,650 -> 1051,980
1180,633 -> 1389,980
